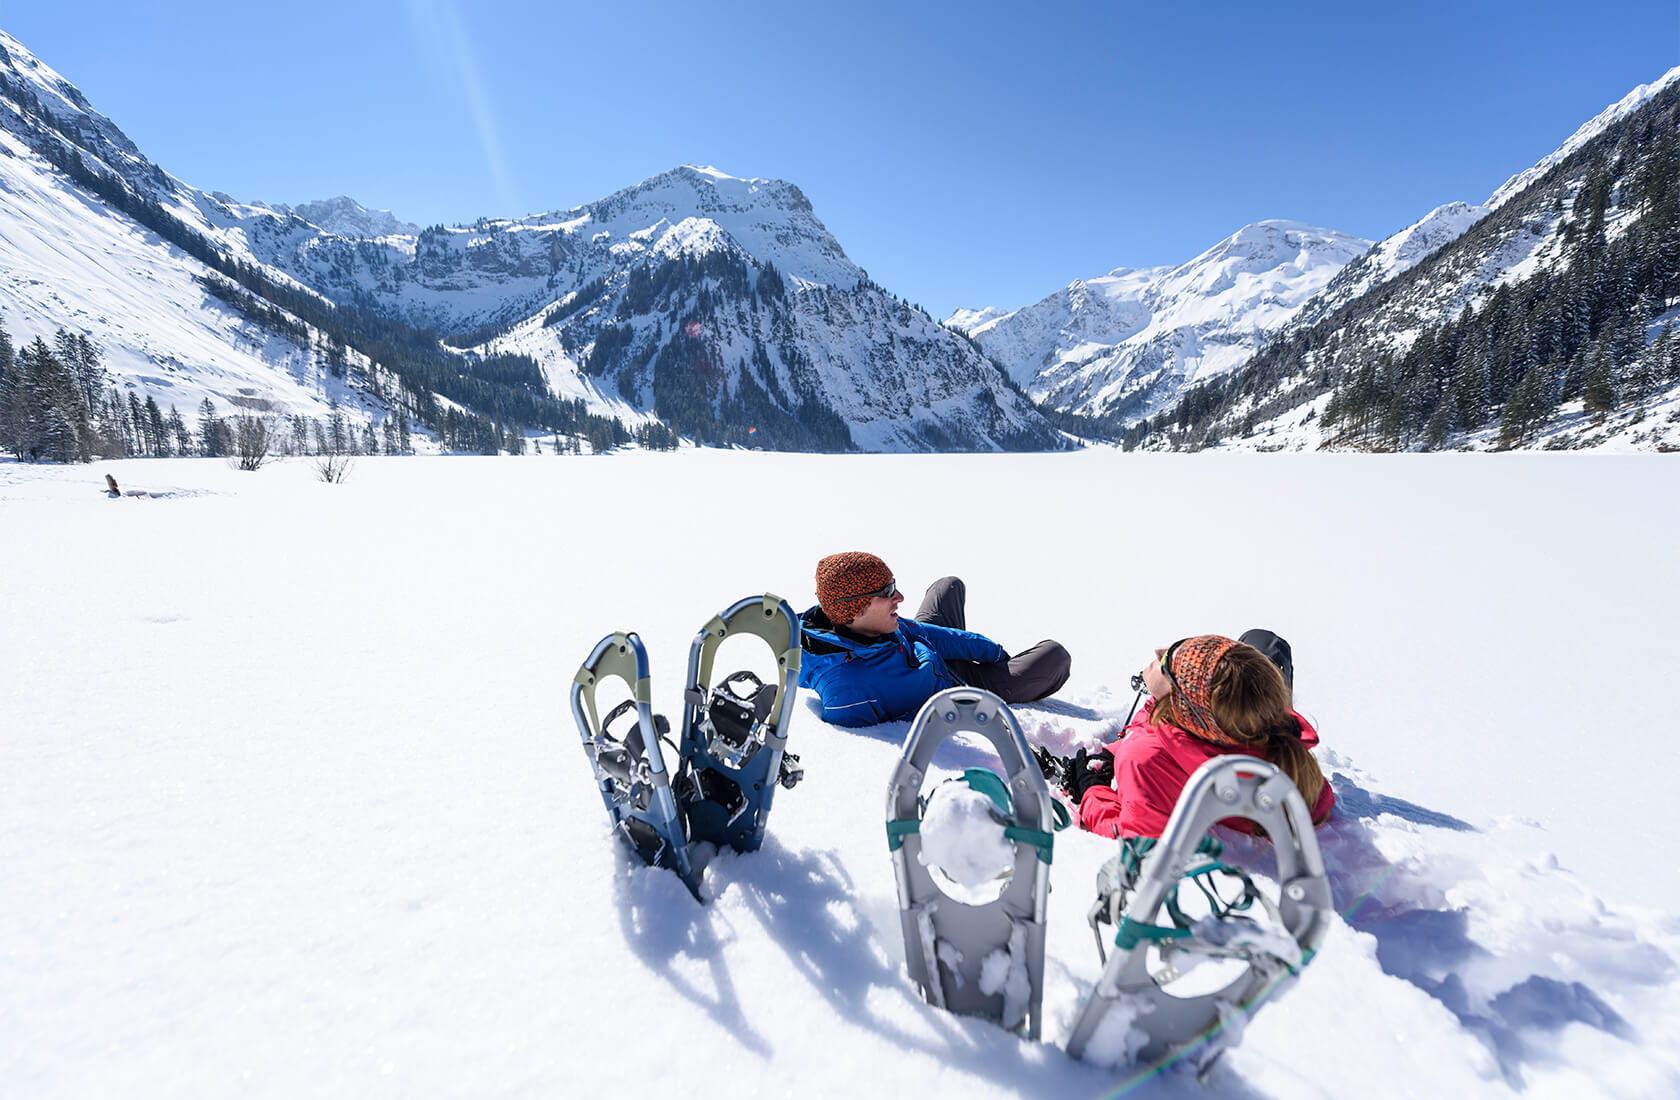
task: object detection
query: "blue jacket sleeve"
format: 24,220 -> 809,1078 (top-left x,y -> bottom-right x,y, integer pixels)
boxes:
901,619 -> 1009,665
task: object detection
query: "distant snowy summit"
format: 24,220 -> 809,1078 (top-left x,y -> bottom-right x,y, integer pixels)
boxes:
951,220 -> 1371,420
250,196 -> 420,240
231,164 -> 863,335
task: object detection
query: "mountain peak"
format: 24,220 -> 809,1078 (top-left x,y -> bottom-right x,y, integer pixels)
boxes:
556,165 -> 853,287
255,196 -> 419,238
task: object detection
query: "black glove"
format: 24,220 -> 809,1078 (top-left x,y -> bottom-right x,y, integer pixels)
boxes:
1067,747 -> 1115,803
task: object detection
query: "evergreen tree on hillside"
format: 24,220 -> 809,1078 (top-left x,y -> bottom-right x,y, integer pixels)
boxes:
0,337 -> 92,462
1582,352 -> 1619,419
198,398 -> 226,457
167,405 -> 191,455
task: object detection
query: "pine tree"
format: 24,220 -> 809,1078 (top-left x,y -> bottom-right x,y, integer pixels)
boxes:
128,393 -> 149,455
145,396 -> 167,456
167,406 -> 191,455
5,337 -> 92,462
1499,363 -> 1554,448
198,398 -> 225,457
1582,352 -> 1618,419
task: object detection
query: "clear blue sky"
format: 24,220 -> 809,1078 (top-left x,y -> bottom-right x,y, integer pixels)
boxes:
5,1 -> 1677,317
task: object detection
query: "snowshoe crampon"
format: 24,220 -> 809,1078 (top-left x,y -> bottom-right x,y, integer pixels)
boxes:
571,632 -> 701,901
674,594 -> 802,853
1065,755 -> 1333,1073
886,688 -> 1063,1039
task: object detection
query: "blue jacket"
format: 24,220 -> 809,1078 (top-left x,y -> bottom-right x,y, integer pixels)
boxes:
798,607 -> 1009,727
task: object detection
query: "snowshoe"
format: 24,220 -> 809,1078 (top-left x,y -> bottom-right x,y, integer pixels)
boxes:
1065,755 -> 1333,1074
571,631 -> 701,901
885,688 -> 1063,1039
673,593 -> 803,853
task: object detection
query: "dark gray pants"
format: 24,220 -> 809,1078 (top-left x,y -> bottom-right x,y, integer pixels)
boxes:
914,576 -> 1071,704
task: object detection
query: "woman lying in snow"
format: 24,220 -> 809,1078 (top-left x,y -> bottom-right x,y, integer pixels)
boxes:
1056,631 -> 1335,838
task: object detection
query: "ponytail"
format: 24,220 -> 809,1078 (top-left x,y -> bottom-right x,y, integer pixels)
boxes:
1205,646 -> 1326,813
1261,719 -> 1326,812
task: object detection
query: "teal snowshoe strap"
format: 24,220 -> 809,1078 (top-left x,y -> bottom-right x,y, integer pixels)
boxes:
885,818 -> 920,851
885,767 -> 1065,863
1111,833 -> 1271,953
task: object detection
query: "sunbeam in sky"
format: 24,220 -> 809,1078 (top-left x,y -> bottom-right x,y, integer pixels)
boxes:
404,0 -> 520,218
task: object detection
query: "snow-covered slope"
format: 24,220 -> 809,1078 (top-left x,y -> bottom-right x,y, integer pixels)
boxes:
1292,65 -> 1680,339
953,221 -> 1370,420
1485,65 -> 1680,212
0,31 -> 393,435
3,450 -> 1675,1097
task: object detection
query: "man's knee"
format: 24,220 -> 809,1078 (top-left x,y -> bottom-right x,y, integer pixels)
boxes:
1036,641 -> 1072,696
927,576 -> 964,601
915,576 -> 967,627
1004,639 -> 1070,702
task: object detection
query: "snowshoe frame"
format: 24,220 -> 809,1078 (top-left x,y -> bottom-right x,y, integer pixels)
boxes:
886,688 -> 1056,1039
571,631 -> 701,901
675,593 -> 803,853
1065,754 -> 1333,1069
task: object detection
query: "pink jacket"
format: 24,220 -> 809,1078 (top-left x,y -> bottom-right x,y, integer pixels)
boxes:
1078,696 -> 1336,839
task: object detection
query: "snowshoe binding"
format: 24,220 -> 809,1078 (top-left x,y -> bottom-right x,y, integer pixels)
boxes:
886,688 -> 1064,1039
1065,755 -> 1333,1074
571,631 -> 701,901
673,594 -> 803,853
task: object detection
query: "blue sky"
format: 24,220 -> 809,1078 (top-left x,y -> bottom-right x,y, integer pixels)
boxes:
5,1 -> 1677,317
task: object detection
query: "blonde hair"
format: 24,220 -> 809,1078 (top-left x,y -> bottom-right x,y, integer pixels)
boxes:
1157,643 -> 1326,810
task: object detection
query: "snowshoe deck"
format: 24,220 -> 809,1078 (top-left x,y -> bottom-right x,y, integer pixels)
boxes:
886,688 -> 1057,1039
1065,755 -> 1333,1072
674,593 -> 802,853
571,631 -> 701,901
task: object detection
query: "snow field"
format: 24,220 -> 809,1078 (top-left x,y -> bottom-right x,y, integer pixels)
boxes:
2,449 -> 1676,1098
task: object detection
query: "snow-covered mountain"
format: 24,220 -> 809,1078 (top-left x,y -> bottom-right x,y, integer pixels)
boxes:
0,29 -> 1059,453
957,65 -> 1680,438
1155,64 -> 1680,455
229,164 -> 1059,452
1289,67 -> 1680,343
0,30 -> 404,442
249,196 -> 419,241
951,222 -> 1370,421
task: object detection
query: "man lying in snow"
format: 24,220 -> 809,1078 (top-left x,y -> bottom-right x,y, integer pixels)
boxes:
1053,631 -> 1335,838
797,551 -> 1071,728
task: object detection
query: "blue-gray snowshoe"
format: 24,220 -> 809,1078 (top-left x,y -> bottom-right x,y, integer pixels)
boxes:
673,594 -> 803,853
1065,755 -> 1333,1073
571,631 -> 701,901
885,688 -> 1060,1039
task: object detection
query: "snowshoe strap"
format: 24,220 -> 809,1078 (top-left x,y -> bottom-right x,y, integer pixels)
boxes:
1110,834 -> 1281,960
885,818 -> 921,851
601,699 -> 646,757
883,767 -> 1066,864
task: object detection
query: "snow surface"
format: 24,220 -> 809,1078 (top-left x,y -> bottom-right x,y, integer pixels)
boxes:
917,782 -> 1014,889
2,450 -> 1677,1098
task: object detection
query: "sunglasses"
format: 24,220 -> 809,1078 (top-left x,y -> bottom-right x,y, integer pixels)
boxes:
845,578 -> 899,601
1160,639 -> 1185,678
